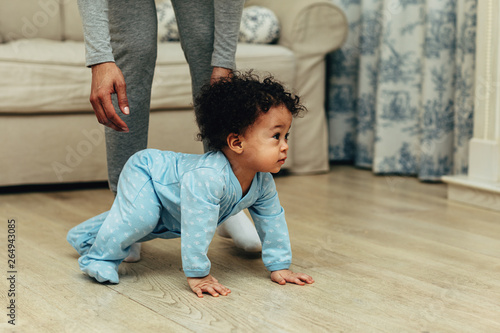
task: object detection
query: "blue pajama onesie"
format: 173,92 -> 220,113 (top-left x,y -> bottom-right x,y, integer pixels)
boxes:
67,149 -> 292,283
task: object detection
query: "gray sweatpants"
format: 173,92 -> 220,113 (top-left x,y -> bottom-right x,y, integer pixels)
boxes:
106,0 -> 233,192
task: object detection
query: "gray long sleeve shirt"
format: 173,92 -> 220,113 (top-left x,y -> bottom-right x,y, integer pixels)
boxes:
77,0 -> 244,68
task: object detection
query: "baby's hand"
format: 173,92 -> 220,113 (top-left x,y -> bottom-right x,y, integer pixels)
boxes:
187,274 -> 231,298
271,269 -> 315,286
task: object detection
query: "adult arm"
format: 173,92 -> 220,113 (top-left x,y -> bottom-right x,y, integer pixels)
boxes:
210,0 -> 244,83
78,0 -> 130,132
77,0 -> 114,67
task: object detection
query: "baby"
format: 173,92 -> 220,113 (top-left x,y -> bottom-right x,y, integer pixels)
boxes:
67,72 -> 314,297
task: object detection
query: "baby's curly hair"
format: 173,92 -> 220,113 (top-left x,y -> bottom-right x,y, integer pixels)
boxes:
194,71 -> 306,150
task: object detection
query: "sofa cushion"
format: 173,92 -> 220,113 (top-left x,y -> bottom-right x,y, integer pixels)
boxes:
0,39 -> 295,114
0,0 -> 63,42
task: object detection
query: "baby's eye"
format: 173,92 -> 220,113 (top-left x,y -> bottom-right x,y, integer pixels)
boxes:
285,133 -> 290,140
273,133 -> 280,140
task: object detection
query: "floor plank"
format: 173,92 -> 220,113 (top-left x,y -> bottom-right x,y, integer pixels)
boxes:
1,165 -> 499,332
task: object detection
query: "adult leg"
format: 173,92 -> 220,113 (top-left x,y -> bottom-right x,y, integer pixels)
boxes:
172,0 -> 261,252
105,0 -> 158,193
104,0 -> 158,262
171,0 -> 214,108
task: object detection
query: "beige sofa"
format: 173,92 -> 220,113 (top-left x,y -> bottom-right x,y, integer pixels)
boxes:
0,0 -> 347,187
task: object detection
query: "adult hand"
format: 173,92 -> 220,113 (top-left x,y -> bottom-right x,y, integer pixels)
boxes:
210,66 -> 233,85
187,274 -> 231,298
90,62 -> 130,132
271,269 -> 315,286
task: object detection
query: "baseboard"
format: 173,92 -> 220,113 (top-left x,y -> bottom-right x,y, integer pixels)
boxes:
468,138 -> 500,181
442,175 -> 500,212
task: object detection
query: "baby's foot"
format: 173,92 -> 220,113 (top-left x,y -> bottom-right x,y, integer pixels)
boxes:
217,211 -> 262,253
79,258 -> 119,284
123,243 -> 141,263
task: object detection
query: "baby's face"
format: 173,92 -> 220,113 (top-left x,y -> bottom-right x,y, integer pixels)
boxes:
240,105 -> 293,174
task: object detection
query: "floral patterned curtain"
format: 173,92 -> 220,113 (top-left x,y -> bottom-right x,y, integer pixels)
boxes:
326,0 -> 477,181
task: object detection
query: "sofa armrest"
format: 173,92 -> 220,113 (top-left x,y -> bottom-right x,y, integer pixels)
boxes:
245,0 -> 347,56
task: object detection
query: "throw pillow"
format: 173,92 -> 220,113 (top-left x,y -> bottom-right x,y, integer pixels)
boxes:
239,6 -> 280,44
157,0 -> 179,42
156,2 -> 280,44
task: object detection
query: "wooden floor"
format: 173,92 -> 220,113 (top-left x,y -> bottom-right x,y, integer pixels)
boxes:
1,165 -> 500,332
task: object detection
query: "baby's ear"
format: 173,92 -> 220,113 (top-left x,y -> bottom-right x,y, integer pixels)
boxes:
226,133 -> 243,154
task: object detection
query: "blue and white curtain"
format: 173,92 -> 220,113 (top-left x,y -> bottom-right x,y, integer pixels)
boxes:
326,0 -> 477,181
